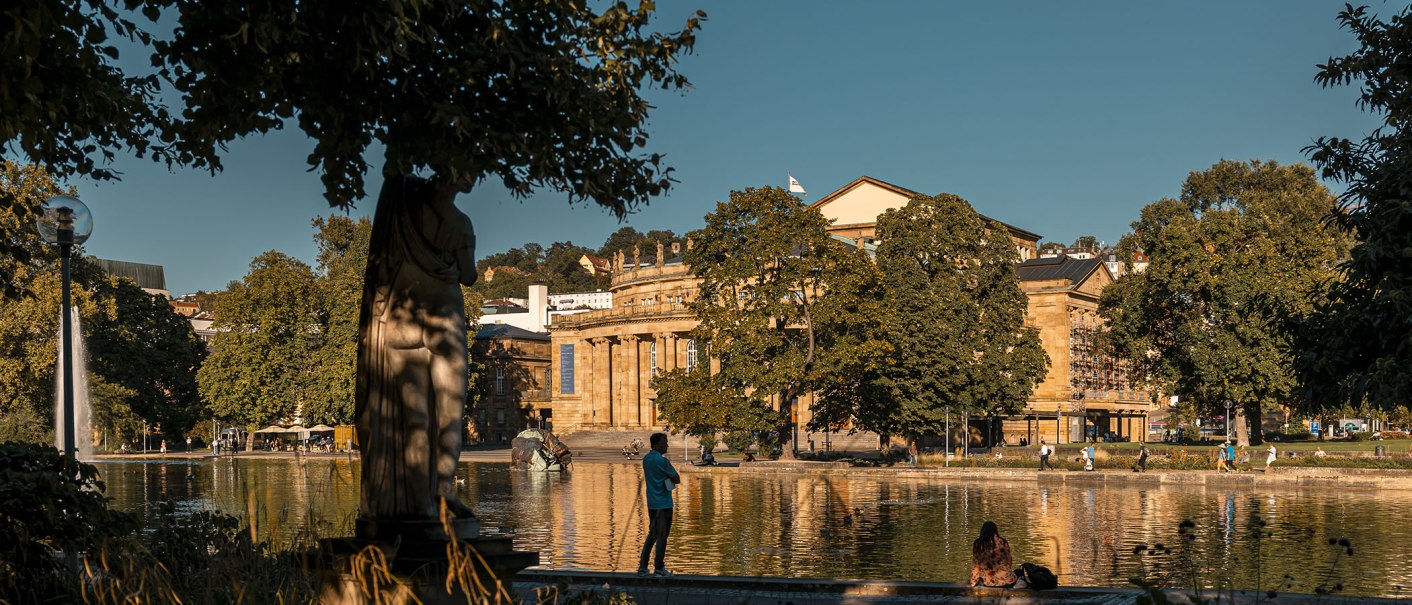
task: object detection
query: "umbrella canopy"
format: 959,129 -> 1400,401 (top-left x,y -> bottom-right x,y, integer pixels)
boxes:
308,424 -> 336,432
254,425 -> 287,434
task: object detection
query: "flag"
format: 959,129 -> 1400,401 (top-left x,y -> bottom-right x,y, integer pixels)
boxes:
788,174 -> 806,195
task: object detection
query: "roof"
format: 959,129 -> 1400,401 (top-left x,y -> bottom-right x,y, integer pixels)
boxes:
809,176 -> 1043,242
93,258 -> 167,291
1016,255 -> 1104,285
475,324 -> 550,341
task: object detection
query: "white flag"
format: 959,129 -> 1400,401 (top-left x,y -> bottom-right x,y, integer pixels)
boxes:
788,174 -> 807,195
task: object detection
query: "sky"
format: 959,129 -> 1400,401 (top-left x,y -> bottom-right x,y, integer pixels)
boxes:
69,1 -> 1404,296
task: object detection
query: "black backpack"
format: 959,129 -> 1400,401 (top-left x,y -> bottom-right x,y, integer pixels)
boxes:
1016,563 -> 1058,590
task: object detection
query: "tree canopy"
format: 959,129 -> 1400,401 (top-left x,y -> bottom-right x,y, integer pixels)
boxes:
4,0 -> 705,214
814,194 -> 1047,441
197,251 -> 320,435
0,161 -> 206,445
1100,159 -> 1347,445
1296,4 -> 1412,413
652,186 -> 882,458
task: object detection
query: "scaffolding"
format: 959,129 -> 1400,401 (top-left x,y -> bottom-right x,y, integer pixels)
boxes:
1068,320 -> 1135,397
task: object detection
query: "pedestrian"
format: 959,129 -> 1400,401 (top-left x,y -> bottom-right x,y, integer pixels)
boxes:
637,432 -> 680,577
971,521 -> 1022,588
1265,443 -> 1277,471
1226,441 -> 1237,472
1216,442 -> 1228,472
160,440 -> 167,454
1038,439 -> 1055,471
1084,443 -> 1096,471
1134,443 -> 1149,472
907,442 -> 919,467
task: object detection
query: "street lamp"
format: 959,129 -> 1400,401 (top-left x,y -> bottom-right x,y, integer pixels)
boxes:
36,195 -> 93,459
1225,400 -> 1234,441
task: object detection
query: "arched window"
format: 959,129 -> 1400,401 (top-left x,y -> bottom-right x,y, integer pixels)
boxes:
686,339 -> 698,371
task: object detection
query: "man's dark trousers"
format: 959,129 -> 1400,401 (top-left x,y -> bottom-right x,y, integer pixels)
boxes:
1039,453 -> 1055,470
639,508 -> 673,571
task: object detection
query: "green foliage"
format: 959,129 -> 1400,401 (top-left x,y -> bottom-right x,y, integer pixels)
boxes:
0,162 -> 70,300
1297,4 -> 1412,413
87,277 -> 208,438
198,252 -> 321,432
0,442 -> 139,604
0,406 -> 49,445
6,1 -> 706,216
657,186 -> 882,456
1101,160 -> 1347,444
157,1 -> 706,213
0,0 -> 169,185
823,193 -> 1047,438
302,216 -> 371,425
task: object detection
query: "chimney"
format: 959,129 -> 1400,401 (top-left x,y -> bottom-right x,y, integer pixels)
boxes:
529,283 -> 548,331
671,241 -> 681,255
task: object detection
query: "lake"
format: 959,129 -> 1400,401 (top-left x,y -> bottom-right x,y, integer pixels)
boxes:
92,457 -> 1412,598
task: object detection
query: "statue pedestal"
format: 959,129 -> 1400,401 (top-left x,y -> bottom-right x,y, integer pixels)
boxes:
313,519 -> 539,605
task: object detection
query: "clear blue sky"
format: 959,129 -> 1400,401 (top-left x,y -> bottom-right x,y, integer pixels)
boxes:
73,1 -> 1401,295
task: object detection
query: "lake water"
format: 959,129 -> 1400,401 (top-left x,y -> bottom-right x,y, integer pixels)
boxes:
93,458 -> 1412,598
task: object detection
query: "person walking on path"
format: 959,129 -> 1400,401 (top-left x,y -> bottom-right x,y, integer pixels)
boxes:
638,432 -> 680,577
1134,443 -> 1149,472
1226,441 -> 1237,472
971,521 -> 1022,588
1038,440 -> 1055,471
1084,443 -> 1096,471
1265,443 -> 1277,471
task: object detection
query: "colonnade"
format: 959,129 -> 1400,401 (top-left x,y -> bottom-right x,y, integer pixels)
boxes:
582,332 -> 692,429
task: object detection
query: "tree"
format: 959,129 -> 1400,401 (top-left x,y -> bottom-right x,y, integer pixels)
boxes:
597,227 -> 646,258
1297,4 -> 1412,413
302,216 -> 371,425
1100,160 -> 1347,446
85,277 -> 207,439
853,194 -> 1046,445
197,252 -> 320,440
654,186 -> 880,458
1072,235 -> 1099,250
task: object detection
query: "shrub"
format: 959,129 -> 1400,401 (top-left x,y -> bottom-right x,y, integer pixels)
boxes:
0,442 -> 139,605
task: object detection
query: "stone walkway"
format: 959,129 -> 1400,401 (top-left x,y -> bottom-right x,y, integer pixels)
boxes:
512,570 -> 1402,604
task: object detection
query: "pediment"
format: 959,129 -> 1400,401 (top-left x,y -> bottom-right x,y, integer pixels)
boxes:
809,176 -> 920,227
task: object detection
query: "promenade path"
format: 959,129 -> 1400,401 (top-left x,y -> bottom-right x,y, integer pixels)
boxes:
512,570 -> 1406,604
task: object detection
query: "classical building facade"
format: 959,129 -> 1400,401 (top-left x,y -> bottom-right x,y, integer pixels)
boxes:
545,176 -> 1158,444
471,324 -> 553,443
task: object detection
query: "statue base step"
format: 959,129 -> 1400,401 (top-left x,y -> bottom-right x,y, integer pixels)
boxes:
313,533 -> 539,604
355,515 -> 480,541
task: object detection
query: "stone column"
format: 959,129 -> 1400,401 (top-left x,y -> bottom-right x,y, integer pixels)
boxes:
663,334 -> 679,371
591,337 -> 611,426
622,335 -> 641,427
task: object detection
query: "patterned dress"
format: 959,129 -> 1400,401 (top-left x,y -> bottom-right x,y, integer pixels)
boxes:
971,536 -> 1018,587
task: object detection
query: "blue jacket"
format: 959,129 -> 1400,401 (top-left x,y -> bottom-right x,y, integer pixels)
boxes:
642,450 -> 679,510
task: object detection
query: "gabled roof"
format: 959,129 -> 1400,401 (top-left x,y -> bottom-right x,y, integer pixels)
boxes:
1016,255 -> 1105,285
475,324 -> 550,341
808,176 -> 1042,242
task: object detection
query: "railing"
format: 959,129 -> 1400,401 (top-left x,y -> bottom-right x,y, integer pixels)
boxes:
550,302 -> 695,327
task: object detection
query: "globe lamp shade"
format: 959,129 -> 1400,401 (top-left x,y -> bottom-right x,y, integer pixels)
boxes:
36,195 -> 93,245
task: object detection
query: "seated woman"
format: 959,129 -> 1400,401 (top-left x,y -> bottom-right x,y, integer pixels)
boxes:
971,521 -> 1021,588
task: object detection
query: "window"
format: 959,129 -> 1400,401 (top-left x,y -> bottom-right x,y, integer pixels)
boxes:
543,366 -> 552,392
559,344 -> 575,394
495,367 -> 505,395
650,341 -> 658,377
496,409 -> 505,426
687,339 -> 698,371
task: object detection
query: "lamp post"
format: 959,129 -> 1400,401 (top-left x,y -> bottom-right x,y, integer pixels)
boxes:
36,195 -> 93,459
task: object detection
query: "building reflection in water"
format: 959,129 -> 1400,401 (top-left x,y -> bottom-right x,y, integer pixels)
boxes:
94,459 -> 1411,598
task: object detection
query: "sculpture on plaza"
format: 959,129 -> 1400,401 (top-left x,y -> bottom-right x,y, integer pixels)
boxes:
356,174 -> 478,533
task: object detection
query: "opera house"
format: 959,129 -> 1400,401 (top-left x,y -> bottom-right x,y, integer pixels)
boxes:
539,176 -> 1156,447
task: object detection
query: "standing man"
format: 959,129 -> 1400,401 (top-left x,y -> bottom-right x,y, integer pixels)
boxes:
1135,443 -> 1149,472
638,432 -> 680,577
1038,439 -> 1055,471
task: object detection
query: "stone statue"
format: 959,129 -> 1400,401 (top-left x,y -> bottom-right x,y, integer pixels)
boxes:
356,174 -> 478,534
655,242 -> 665,267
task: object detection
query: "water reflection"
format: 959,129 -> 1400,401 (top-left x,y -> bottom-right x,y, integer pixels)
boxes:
94,459 -> 1412,597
